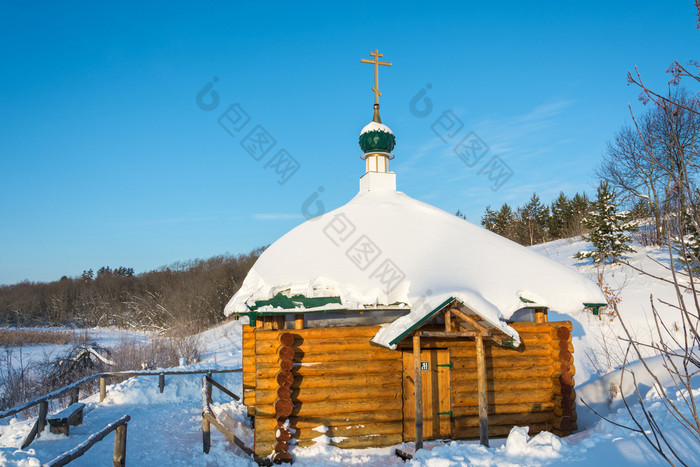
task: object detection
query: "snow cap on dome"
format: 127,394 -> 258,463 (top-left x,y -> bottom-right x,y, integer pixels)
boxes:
361,121 -> 394,136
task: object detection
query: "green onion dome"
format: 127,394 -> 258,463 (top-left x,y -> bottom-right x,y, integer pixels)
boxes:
359,121 -> 396,154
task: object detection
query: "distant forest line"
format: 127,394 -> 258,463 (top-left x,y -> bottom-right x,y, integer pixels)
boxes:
0,248 -> 264,331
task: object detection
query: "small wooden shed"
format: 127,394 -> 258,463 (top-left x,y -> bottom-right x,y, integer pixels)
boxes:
238,298 -> 577,461
226,52 -> 606,461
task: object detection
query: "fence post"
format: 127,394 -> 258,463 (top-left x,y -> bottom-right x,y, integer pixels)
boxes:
113,423 -> 127,467
70,386 -> 79,405
206,372 -> 213,404
38,400 -> 48,435
100,377 -> 107,402
158,373 -> 165,393
202,375 -> 211,454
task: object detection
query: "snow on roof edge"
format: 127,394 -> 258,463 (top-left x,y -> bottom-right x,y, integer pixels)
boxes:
370,294 -> 522,350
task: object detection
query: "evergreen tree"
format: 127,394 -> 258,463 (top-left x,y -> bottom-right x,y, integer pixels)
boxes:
96,266 -> 112,278
482,203 -> 518,241
480,206 -> 497,230
673,191 -> 700,275
494,203 -> 517,241
568,192 -> 591,237
674,210 -> 700,275
549,192 -> 572,239
519,193 -> 549,245
575,182 -> 636,263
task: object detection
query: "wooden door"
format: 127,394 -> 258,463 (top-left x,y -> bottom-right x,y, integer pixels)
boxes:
402,348 -> 452,440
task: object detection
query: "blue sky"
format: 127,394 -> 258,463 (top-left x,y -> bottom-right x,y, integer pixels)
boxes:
1,0 -> 698,284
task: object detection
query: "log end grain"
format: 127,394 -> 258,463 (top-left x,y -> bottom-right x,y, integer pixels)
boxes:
276,370 -> 294,388
278,345 -> 295,361
274,399 -> 294,418
279,359 -> 294,371
556,326 -> 571,340
279,333 -> 295,347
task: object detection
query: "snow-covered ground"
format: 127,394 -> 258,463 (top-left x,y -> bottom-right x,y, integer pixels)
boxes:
1,238 -> 699,466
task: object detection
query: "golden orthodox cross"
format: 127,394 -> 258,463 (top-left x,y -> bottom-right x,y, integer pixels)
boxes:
360,49 -> 392,106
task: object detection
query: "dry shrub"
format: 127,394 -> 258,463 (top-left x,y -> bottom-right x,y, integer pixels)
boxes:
0,329 -> 81,347
0,348 -> 37,411
0,344 -> 98,413
0,327 -> 202,412
108,330 -> 201,372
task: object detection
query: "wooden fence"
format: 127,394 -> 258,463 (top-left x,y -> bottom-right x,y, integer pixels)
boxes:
42,414 -> 130,467
1,368 -> 242,450
201,375 -> 271,466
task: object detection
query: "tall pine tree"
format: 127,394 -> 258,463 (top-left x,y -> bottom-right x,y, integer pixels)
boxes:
482,203 -> 518,241
518,193 -> 549,245
568,192 -> 591,237
574,182 -> 636,263
549,192 -> 572,239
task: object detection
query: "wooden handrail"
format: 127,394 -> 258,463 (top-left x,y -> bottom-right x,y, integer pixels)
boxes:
206,376 -> 241,401
1,368 -> 242,420
42,414 -> 130,467
201,376 -> 269,465
3,375 -> 96,420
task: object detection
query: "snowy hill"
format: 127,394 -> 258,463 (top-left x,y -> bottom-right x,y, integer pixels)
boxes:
531,237 -> 686,384
1,237 -> 699,466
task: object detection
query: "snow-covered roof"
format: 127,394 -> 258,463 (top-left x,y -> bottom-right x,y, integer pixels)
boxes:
360,121 -> 393,135
224,189 -> 605,348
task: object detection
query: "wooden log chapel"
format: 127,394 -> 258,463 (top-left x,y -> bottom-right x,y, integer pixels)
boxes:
226,49 -> 607,462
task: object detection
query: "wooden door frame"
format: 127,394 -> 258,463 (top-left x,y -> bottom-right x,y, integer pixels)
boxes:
402,345 -> 452,444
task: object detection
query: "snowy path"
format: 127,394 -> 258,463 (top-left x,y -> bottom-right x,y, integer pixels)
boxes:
0,370 -> 254,466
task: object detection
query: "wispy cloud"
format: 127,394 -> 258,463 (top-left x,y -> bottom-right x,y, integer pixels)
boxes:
470,99 -> 576,159
112,212 -> 242,227
253,213 -> 304,220
402,98 -> 584,207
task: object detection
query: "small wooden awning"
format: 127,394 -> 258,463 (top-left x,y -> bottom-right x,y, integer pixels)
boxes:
388,297 -> 519,349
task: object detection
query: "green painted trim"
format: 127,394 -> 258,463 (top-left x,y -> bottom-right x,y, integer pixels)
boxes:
387,296 -> 459,348
519,296 -> 536,304
436,363 -> 453,368
250,293 -> 342,311
583,302 -> 607,317
438,411 -> 453,416
236,306 -> 408,318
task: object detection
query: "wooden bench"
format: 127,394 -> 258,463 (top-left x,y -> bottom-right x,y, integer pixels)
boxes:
47,403 -> 85,435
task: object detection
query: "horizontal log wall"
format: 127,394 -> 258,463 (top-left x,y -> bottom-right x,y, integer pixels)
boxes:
252,326 -> 403,457
247,321 -> 577,456
446,321 -> 576,439
242,325 -> 255,416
